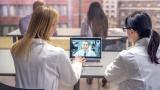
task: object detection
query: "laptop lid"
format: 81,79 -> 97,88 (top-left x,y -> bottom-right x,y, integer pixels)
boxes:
70,37 -> 102,62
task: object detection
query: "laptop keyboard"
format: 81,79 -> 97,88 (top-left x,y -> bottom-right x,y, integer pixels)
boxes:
82,62 -> 103,67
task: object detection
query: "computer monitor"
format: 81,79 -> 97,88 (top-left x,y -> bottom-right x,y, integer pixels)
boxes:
70,37 -> 102,62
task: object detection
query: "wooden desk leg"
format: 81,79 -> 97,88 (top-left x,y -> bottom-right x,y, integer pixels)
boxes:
13,36 -> 17,43
98,79 -> 100,90
74,80 -> 80,90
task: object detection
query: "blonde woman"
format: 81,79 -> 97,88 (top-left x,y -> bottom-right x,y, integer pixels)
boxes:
11,6 -> 85,90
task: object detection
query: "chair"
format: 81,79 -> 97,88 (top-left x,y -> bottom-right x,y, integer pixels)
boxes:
102,37 -> 127,51
0,83 -> 44,90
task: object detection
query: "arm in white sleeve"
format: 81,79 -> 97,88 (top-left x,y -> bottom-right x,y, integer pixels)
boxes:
57,49 -> 82,86
104,51 -> 129,85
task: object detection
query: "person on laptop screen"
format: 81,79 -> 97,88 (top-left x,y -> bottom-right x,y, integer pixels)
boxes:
74,40 -> 96,57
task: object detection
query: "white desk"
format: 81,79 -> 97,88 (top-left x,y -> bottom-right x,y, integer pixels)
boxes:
0,49 -> 119,76
0,49 -> 119,90
0,49 -> 15,76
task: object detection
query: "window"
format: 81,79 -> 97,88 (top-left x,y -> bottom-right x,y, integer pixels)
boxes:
121,3 -> 125,7
9,5 -> 16,16
53,5 -> 60,12
128,11 -> 132,16
157,4 -> 160,7
146,4 -> 151,7
137,3 -> 141,7
111,1 -> 115,4
60,23 -> 68,28
17,5 -> 32,17
106,5 -> 109,8
110,15 -> 115,18
111,10 -> 115,13
105,1 -> 109,3
60,5 -> 67,16
121,21 -> 124,26
53,5 -> 67,16
105,10 -> 109,14
121,12 -> 125,17
2,27 -> 10,35
157,14 -> 160,18
0,5 -> 8,16
128,4 -> 132,7
111,5 -> 114,8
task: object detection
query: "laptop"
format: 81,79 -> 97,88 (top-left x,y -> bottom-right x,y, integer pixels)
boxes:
70,37 -> 103,67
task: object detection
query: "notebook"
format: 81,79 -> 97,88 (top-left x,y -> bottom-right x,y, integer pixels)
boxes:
70,37 -> 103,67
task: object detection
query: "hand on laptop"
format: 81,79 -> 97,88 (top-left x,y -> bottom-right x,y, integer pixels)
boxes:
73,56 -> 86,63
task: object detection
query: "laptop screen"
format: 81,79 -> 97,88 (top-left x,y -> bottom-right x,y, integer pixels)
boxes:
70,37 -> 102,60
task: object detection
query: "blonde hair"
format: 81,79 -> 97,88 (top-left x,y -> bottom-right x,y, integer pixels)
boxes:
11,6 -> 59,57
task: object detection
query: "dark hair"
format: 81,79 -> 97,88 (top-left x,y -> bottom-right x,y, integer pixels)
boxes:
33,1 -> 45,11
87,2 -> 108,38
125,11 -> 160,64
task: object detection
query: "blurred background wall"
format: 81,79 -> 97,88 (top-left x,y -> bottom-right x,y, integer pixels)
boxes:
0,0 -> 160,35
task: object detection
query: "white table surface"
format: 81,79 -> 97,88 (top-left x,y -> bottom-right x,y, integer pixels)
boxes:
0,49 -> 119,76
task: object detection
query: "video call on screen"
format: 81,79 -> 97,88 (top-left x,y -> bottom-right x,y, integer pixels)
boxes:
71,40 -> 101,57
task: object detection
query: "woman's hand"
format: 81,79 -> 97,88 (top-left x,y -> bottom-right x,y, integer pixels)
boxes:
73,56 -> 86,63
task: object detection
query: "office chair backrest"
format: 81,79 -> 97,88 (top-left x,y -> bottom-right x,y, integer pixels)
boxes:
102,37 -> 127,51
0,83 -> 44,90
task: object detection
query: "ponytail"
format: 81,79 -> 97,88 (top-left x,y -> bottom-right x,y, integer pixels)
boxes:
147,31 -> 160,64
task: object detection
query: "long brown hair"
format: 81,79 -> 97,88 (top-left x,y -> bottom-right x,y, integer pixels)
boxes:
11,6 -> 59,57
87,2 -> 108,38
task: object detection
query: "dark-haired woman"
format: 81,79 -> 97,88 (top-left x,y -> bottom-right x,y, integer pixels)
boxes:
104,11 -> 160,90
80,1 -> 108,38
80,2 -> 108,85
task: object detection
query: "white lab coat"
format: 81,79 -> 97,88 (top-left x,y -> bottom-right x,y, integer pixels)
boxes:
105,38 -> 160,90
12,39 -> 82,90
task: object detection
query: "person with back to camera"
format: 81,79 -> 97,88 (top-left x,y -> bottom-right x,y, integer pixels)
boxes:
81,2 -> 108,38
74,40 -> 96,57
19,1 -> 45,35
11,6 -> 86,90
104,11 -> 160,90
80,1 -> 108,85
